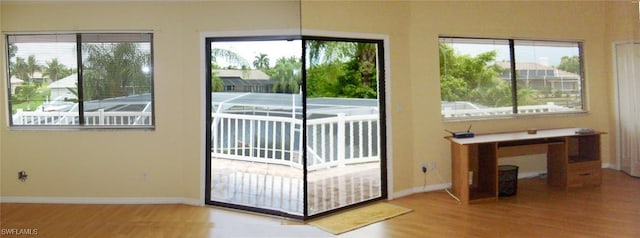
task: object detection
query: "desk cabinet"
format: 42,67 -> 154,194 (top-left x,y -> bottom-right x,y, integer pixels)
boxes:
448,128 -> 603,204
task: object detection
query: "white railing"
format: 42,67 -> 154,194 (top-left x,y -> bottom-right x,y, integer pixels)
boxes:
442,102 -> 575,118
12,109 -> 152,126
211,112 -> 380,171
306,113 -> 380,170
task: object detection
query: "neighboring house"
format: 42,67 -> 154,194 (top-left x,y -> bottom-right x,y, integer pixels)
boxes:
30,71 -> 48,84
9,72 -> 48,94
47,73 -> 77,101
9,76 -> 24,94
215,69 -> 273,93
497,62 -> 581,92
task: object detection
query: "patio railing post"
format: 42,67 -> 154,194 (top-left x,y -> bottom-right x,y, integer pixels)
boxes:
98,109 -> 105,125
337,113 -> 346,168
14,109 -> 24,125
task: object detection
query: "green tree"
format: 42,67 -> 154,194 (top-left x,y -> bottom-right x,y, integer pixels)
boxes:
10,57 -> 30,82
439,43 -> 502,103
82,42 -> 151,100
42,58 -> 69,82
335,54 -> 378,99
25,55 -> 42,81
439,43 -> 539,107
253,53 -> 270,70
212,72 -> 224,92
271,56 -> 301,93
306,62 -> 342,97
14,83 -> 39,110
439,74 -> 469,101
557,55 -> 580,74
306,40 -> 379,98
9,44 -> 18,59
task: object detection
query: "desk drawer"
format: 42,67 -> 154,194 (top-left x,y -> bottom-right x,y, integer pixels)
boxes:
567,161 -> 601,187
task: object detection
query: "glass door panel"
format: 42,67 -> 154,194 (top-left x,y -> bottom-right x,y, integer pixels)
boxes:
304,39 -> 385,216
207,39 -> 304,217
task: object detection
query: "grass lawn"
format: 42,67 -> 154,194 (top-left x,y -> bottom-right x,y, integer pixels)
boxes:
11,86 -> 50,114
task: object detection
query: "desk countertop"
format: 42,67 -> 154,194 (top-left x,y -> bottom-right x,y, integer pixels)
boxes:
447,128 -> 602,145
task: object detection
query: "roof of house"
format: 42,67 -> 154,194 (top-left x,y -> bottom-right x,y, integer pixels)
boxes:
496,62 -> 580,79
10,76 -> 24,84
215,69 -> 270,80
47,73 -> 77,89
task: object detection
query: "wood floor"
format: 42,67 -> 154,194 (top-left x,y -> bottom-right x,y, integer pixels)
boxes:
1,169 -> 639,237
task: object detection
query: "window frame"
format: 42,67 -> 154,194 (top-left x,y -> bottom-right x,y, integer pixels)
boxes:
438,36 -> 587,121
5,32 -> 155,130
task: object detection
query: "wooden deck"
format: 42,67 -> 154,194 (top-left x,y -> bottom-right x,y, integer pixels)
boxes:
210,158 -> 381,215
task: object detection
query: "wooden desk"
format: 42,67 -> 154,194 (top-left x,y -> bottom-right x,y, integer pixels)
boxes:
446,128 -> 603,204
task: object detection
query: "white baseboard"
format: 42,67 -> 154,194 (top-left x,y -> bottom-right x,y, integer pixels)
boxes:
390,170 -> 547,200
391,183 -> 451,199
0,196 -> 204,206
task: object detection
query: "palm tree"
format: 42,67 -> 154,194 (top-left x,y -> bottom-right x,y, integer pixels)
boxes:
25,55 -> 41,81
42,58 -> 68,82
211,48 -> 249,68
354,43 -> 377,87
10,57 -> 30,83
252,53 -> 270,70
306,41 -> 352,65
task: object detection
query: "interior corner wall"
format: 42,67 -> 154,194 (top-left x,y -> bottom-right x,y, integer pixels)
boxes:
0,1 -> 301,202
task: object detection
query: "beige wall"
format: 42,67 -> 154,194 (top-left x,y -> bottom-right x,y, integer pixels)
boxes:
0,0 -> 636,201
0,1 -> 3,172
0,1 -> 301,201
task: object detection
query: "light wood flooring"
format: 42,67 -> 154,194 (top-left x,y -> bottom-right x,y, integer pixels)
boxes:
1,169 -> 640,237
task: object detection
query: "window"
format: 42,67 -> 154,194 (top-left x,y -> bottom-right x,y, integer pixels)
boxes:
439,37 -> 585,119
6,33 -> 154,128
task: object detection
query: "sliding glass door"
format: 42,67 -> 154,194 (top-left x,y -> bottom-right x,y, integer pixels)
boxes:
205,36 -> 386,220
304,38 -> 386,216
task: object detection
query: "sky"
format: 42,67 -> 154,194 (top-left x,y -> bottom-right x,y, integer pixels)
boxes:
13,42 -> 78,68
211,40 -> 302,68
11,40 -> 302,73
12,39 -> 578,72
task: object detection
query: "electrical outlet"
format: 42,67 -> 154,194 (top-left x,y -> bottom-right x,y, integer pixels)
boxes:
428,161 -> 437,171
421,162 -> 427,173
18,171 -> 28,182
142,172 -> 148,182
